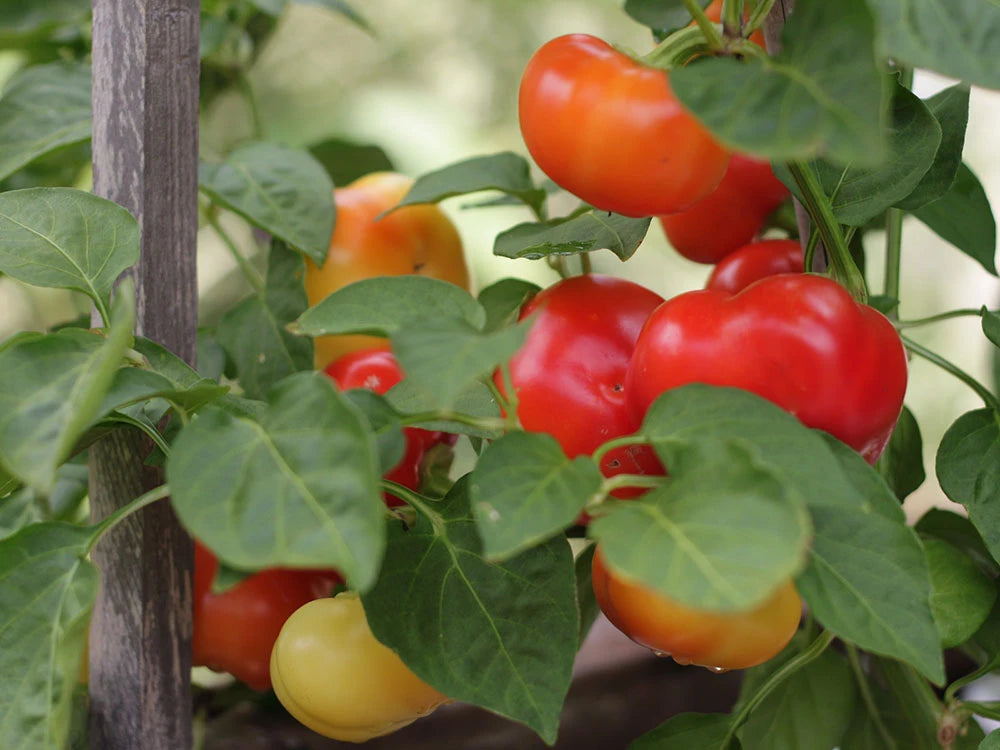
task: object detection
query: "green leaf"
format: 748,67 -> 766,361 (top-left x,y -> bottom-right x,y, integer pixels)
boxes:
294,275 -> 485,337
916,508 -> 999,576
0,523 -> 96,750
630,713 -> 737,750
0,468 -> 18,499
871,0 -> 1000,90
390,318 -> 529,409
923,538 -> 996,647
362,479 -> 577,744
809,80 -> 941,225
800,438 -> 944,684
0,0 -> 89,39
671,0 -> 884,165
896,84 -> 971,210
936,409 -> 1000,564
295,0 -> 373,33
342,390 -> 405,476
981,729 -> 1000,750
0,285 -> 134,493
623,0 -> 710,36
913,163 -> 997,276
0,62 -> 91,183
0,490 -> 43,540
217,240 -> 313,400
590,441 -> 810,612
166,372 -> 384,590
0,188 -> 139,312
307,137 -> 393,185
199,142 -> 335,266
470,432 -> 603,560
984,310 -> 1000,348
879,406 -> 925,501
574,543 -> 599,647
394,153 -> 546,217
477,277 -> 540,333
738,650 -> 857,750
494,211 -> 651,261
384,378 -> 501,439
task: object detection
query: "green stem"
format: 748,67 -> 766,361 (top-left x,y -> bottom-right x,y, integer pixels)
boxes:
579,252 -> 593,275
802,227 -> 820,275
398,411 -> 507,433
901,334 -> 1000,412
681,0 -> 725,49
237,72 -> 264,139
721,0 -> 743,35
207,211 -> 266,294
722,630 -> 835,746
590,435 -> 649,470
745,0 -> 777,33
547,256 -> 571,280
598,474 -> 666,497
961,700 -> 1000,721
946,661 -> 998,703
379,481 -> 444,531
787,161 -> 867,302
643,26 -> 712,69
876,658 -> 941,749
93,296 -> 112,330
884,208 -> 903,319
499,363 -> 521,430
896,308 -> 983,329
847,645 -> 898,750
87,484 -> 172,553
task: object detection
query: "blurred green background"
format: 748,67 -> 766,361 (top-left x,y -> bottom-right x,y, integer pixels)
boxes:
0,0 -> 998,520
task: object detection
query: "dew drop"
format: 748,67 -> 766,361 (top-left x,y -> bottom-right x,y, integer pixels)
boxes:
652,650 -> 671,659
707,666 -> 729,674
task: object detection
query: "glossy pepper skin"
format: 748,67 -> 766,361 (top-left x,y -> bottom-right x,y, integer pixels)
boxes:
304,172 -> 470,370
501,275 -> 665,494
518,34 -> 730,218
324,347 -> 454,504
659,155 -> 789,264
626,274 -> 907,464
270,594 -> 449,742
706,238 -> 804,294
192,542 -> 340,690
592,549 -> 801,670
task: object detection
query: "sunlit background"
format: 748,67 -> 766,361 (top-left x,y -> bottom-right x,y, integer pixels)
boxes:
1,0 -> 998,525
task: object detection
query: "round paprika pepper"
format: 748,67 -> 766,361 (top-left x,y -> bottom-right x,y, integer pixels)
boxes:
270,593 -> 449,742
192,541 -> 340,691
659,155 -> 789,264
518,34 -> 730,218
500,274 -> 665,496
625,274 -> 907,464
592,549 -> 801,670
304,172 -> 471,370
706,238 -> 804,294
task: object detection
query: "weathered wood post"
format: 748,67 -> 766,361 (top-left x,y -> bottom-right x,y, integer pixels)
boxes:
88,1 -> 199,747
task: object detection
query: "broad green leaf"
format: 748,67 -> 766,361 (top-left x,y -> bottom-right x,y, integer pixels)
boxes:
394,153 -> 546,218
477,277 -> 540,333
671,0 -> 884,165
199,142 -> 335,265
984,310 -> 1000,348
494,211 -> 651,261
871,0 -> 1000,90
982,729 -> 1000,750
630,713 -> 737,750
0,62 -> 91,183
247,0 -> 285,14
896,84 -> 971,210
296,0 -> 373,33
591,442 -> 810,611
640,385 -> 901,519
623,0 -> 711,36
0,188 -> 139,312
166,372 -> 384,590
0,0 -> 90,38
914,163 -> 997,276
739,650 -> 856,750
0,286 -> 134,493
294,276 -> 485,337
923,538 -> 996,647
810,80 -> 940,225
0,523 -> 96,750
362,479 -> 577,744
470,432 -> 603,560
390,318 -> 529,409
342,390 -> 405,476
384,378 -> 501,439
574,543 -> 599,646
96,367 -> 226,419
196,329 -> 229,382
916,508 -> 999,577
879,406 -> 925,501
307,137 -> 392,185
0,490 -> 43,540
0,468 -> 17,498
937,409 -> 1000,564
217,241 -> 313,399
